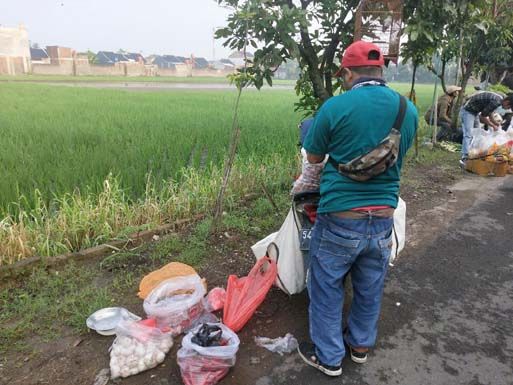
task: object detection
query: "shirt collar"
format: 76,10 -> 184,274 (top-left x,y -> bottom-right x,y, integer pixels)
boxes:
351,77 -> 387,90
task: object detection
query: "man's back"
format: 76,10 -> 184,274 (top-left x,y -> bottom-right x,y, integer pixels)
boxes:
464,91 -> 503,116
303,85 -> 417,213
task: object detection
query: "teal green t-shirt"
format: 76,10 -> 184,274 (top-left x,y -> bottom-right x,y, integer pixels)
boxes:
303,85 -> 417,213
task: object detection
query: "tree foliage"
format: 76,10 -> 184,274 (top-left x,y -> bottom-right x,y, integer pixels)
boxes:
217,0 -> 513,116
216,0 -> 360,114
399,0 -> 513,123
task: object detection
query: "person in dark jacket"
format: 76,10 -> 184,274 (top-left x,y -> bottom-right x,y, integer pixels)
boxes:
424,85 -> 461,142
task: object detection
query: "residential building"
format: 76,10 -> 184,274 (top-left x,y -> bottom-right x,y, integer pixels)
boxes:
0,24 -> 31,74
228,50 -> 254,68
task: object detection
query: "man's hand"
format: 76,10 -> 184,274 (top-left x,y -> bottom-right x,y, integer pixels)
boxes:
306,152 -> 325,164
480,115 -> 499,131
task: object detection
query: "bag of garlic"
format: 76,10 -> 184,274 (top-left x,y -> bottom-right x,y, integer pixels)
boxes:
109,319 -> 173,379
177,323 -> 240,385
143,274 -> 207,335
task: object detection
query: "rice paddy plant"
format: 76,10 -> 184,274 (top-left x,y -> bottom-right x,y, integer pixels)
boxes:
0,155 -> 295,265
0,82 -> 435,265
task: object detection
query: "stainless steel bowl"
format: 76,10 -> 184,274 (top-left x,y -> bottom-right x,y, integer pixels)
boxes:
86,307 -> 141,336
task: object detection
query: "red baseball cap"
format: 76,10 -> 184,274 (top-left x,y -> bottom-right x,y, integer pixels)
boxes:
334,40 -> 384,77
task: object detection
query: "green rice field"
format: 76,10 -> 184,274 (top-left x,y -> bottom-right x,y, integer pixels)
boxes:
0,81 -> 437,264
0,82 -> 435,213
0,84 -> 300,212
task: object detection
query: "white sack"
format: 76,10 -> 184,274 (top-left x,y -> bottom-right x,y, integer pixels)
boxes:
251,208 -> 304,295
252,198 -> 407,292
390,197 -> 406,265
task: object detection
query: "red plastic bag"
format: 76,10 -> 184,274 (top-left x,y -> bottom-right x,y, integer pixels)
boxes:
179,354 -> 233,385
223,256 -> 277,332
205,287 -> 226,312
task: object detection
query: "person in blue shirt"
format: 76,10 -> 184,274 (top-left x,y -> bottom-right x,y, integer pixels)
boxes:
297,41 -> 417,377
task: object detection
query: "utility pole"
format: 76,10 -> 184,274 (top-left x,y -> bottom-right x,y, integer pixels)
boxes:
212,27 -> 216,61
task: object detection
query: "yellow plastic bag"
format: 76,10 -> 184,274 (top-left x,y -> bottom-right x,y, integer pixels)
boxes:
138,262 -> 199,299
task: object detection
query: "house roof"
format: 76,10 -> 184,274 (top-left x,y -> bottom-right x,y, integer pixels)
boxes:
229,51 -> 254,59
30,47 -> 48,60
96,51 -> 128,64
125,53 -> 145,63
162,55 -> 187,64
210,59 -> 235,70
194,57 -> 209,69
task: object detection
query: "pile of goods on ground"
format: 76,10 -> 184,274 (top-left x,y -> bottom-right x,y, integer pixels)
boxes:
87,257 -> 286,385
467,127 -> 513,176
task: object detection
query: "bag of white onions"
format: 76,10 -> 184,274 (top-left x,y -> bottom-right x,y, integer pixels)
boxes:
109,319 -> 173,379
143,274 -> 207,335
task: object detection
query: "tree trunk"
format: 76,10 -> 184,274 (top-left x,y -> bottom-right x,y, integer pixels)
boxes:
298,41 -> 331,101
451,69 -> 472,129
212,87 -> 243,230
410,63 -> 418,158
428,59 -> 448,94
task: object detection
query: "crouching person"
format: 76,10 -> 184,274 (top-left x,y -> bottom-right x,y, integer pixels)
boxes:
424,85 -> 462,142
297,41 -> 417,377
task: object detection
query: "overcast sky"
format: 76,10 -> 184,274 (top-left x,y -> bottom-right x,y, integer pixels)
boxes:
2,0 -> 233,59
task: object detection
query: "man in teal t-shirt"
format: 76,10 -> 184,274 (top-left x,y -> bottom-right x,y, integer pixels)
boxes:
297,41 -> 417,377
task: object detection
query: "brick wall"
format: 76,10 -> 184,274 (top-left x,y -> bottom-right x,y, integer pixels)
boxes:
32,62 -> 73,75
0,56 -> 30,75
4,56 -> 234,78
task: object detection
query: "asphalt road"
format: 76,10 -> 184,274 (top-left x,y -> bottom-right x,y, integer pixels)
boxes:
227,175 -> 513,385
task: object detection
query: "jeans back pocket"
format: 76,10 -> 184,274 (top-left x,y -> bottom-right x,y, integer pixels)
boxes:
317,228 -> 361,269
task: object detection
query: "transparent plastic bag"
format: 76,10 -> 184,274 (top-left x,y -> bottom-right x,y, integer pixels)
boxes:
177,323 -> 240,385
138,262 -> 199,299
254,333 -> 298,356
469,129 -> 493,158
109,319 -> 173,379
184,312 -> 220,334
143,274 -> 206,335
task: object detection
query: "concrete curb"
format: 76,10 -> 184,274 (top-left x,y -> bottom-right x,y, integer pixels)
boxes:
0,215 -> 204,281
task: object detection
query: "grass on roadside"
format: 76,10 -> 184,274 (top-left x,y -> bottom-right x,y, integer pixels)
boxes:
0,189 -> 289,354
0,263 -> 112,353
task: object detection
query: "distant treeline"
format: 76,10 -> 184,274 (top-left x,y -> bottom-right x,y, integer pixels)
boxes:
278,60 -> 460,84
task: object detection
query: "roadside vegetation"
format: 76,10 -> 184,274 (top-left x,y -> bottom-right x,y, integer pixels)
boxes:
0,193 -> 290,353
0,142 -> 459,354
1,82 -> 443,264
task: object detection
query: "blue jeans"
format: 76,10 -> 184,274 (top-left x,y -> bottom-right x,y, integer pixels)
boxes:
460,107 -> 480,160
307,213 -> 393,366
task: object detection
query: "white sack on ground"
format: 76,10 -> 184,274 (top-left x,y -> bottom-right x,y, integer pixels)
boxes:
251,208 -> 304,295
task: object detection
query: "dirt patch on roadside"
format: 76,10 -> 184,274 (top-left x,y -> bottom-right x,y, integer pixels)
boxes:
1,159 -> 475,385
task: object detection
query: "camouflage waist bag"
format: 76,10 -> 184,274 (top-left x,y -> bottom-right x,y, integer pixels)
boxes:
329,95 -> 407,182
